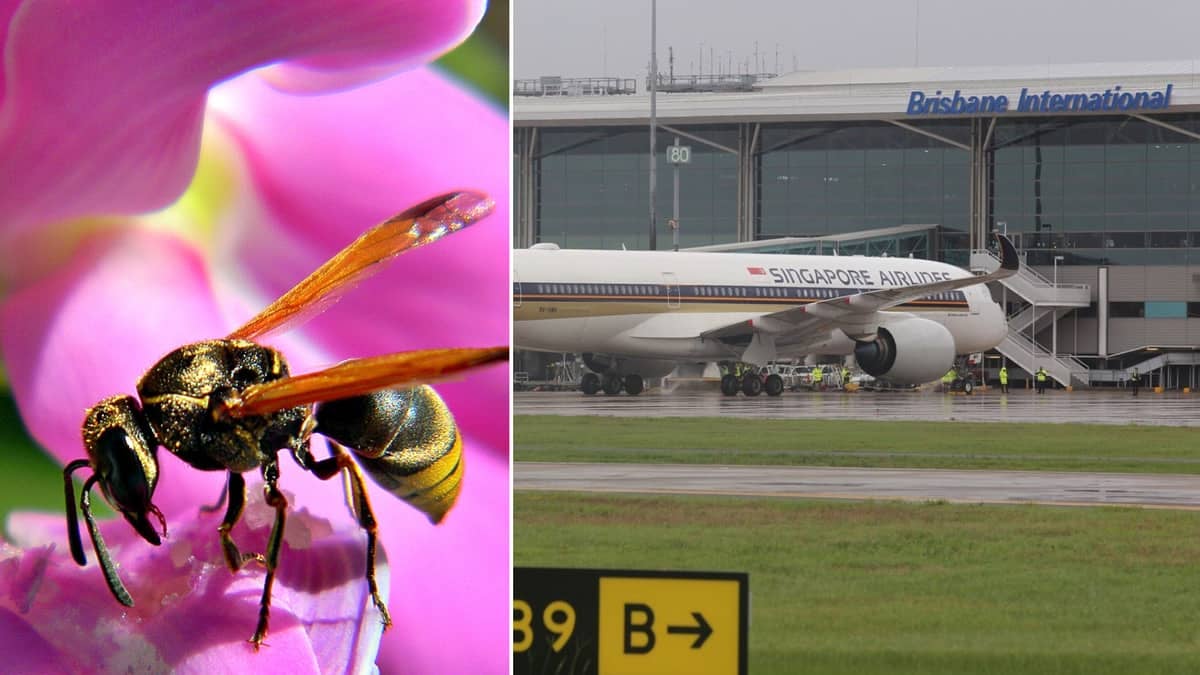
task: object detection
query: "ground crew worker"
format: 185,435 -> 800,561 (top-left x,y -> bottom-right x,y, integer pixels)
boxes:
1035,367 -> 1047,394
1130,367 -> 1139,397
812,366 -> 823,391
999,365 -> 1009,394
942,368 -> 957,392
841,366 -> 850,389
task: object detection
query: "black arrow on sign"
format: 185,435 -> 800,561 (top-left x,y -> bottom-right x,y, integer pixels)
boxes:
666,612 -> 712,648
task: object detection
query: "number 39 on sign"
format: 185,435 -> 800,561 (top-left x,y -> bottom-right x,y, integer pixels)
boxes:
513,599 -> 577,653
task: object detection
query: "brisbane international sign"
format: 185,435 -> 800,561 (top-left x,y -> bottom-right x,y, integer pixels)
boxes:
906,84 -> 1173,116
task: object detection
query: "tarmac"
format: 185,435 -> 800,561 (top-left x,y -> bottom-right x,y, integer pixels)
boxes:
515,462 -> 1200,509
514,387 -> 1200,426
514,386 -> 1200,508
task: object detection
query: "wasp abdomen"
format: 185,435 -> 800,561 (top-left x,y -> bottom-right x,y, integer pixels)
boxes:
314,386 -> 462,523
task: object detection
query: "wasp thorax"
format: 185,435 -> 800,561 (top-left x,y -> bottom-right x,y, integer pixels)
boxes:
136,338 -> 308,473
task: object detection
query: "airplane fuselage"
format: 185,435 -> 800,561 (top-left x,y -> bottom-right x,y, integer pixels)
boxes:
514,247 -> 1006,363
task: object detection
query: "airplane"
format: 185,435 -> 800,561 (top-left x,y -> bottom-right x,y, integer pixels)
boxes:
513,234 -> 1019,397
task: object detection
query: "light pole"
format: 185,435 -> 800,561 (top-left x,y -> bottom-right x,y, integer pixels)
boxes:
648,0 -> 657,251
1052,255 -> 1064,361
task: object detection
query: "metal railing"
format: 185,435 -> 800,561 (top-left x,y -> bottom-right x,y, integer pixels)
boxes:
514,77 -> 637,97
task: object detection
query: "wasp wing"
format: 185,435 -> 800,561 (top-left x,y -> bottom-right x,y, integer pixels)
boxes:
223,346 -> 508,419
228,191 -> 495,342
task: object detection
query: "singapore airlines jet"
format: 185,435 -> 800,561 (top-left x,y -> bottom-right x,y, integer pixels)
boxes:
514,234 -> 1018,397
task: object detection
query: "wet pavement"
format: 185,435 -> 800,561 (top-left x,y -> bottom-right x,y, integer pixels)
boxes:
515,462 -> 1200,509
514,388 -> 1200,426
515,388 -> 1200,507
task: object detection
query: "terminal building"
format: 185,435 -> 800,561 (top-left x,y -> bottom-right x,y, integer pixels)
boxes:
513,62 -> 1200,389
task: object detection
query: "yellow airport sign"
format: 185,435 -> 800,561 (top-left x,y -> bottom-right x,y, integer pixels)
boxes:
515,568 -> 749,675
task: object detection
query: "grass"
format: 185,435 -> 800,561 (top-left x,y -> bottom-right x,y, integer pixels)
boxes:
515,415 -> 1200,473
515,491 -> 1200,675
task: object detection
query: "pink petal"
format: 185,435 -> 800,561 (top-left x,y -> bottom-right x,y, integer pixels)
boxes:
371,440 -> 510,674
0,229 -> 231,513
0,0 -> 485,236
3,490 -> 385,673
208,68 -> 510,453
0,606 -> 72,672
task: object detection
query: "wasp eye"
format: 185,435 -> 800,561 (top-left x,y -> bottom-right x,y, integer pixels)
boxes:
94,427 -> 154,511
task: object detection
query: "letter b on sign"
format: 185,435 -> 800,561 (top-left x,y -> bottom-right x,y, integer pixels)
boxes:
624,603 -> 656,654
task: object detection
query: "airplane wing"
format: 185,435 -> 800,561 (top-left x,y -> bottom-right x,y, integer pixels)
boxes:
700,233 -> 1019,342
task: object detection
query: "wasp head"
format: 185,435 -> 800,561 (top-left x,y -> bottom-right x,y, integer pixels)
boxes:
79,395 -> 166,545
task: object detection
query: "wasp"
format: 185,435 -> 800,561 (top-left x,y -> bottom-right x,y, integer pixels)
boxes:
60,191 -> 508,648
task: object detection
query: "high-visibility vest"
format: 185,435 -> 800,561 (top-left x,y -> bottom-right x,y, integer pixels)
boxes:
999,368 -> 1008,384
841,368 -> 850,382
942,369 -> 956,384
812,367 -> 823,382
1036,370 -> 1046,382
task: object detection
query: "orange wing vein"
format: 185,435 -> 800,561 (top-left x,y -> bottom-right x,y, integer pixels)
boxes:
228,191 -> 494,341
223,346 -> 509,419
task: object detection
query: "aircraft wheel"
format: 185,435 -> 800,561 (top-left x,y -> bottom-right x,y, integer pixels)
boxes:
742,375 -> 763,397
764,374 -> 784,397
581,373 -> 600,395
720,374 -> 740,396
624,374 -> 644,396
601,373 -> 623,395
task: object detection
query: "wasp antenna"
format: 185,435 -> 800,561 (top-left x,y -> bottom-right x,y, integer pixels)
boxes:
79,475 -> 135,607
63,459 -> 91,566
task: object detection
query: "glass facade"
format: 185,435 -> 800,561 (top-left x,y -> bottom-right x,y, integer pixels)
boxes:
757,121 -> 970,263
521,114 -> 1200,268
536,126 -> 738,249
991,114 -> 1200,266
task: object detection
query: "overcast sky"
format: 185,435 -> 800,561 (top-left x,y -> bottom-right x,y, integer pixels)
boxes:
514,1 -> 1200,80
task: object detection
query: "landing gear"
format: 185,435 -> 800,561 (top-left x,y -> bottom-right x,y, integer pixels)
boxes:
720,374 -> 740,396
741,374 -> 763,397
581,370 -> 649,396
764,374 -> 784,397
581,372 -> 600,395
601,373 -> 623,395
624,374 -> 644,396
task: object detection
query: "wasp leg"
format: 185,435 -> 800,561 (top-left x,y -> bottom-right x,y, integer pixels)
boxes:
200,476 -> 230,514
217,472 -> 266,572
63,459 -> 91,566
294,440 -> 392,630
250,462 -> 289,650
80,475 -> 135,607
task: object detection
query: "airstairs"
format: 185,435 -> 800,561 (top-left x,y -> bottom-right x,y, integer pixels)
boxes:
970,248 -> 1091,386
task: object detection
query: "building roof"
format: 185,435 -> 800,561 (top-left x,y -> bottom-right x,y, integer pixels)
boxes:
514,60 -> 1200,126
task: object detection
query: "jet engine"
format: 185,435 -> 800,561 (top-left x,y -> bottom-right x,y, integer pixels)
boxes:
853,317 -> 956,385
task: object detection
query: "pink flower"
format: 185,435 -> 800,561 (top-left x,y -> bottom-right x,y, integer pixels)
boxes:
0,2 -> 508,673
3,491 -> 389,672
